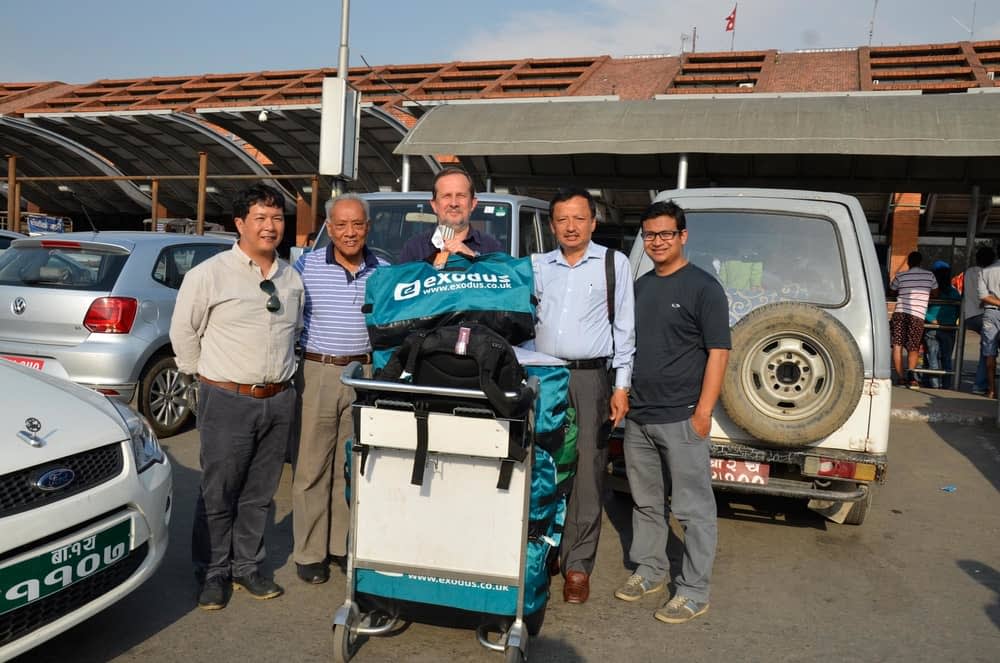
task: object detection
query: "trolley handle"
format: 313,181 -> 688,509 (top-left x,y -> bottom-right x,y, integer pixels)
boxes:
341,361 -> 539,403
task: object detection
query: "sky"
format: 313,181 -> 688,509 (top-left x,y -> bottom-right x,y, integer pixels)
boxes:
2,0 -> 998,84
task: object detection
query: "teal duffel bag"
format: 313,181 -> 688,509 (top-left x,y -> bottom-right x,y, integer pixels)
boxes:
363,253 -> 536,357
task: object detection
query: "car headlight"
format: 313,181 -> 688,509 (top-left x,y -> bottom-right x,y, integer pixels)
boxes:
110,400 -> 165,472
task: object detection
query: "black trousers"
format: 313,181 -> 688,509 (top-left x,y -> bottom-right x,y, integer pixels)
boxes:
560,366 -> 612,575
191,382 -> 295,580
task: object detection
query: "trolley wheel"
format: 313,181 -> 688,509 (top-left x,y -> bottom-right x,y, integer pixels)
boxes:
504,644 -> 526,663
333,622 -> 358,663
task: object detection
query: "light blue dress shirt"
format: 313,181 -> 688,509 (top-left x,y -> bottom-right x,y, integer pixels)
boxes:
532,241 -> 635,390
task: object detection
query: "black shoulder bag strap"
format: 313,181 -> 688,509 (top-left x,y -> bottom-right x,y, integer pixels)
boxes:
605,248 -> 616,328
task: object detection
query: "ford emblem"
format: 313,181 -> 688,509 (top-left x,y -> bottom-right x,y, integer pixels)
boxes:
12,297 -> 26,315
35,468 -> 76,492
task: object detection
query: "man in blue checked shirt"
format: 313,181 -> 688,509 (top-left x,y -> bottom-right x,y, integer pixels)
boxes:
532,187 -> 635,604
291,194 -> 387,585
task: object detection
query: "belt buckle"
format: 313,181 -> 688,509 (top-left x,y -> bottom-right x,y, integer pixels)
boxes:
333,356 -> 349,366
250,383 -> 269,398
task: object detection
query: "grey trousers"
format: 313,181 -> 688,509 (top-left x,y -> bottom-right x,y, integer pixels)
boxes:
624,418 -> 717,603
291,359 -> 360,564
192,382 -> 294,580
560,367 -> 612,575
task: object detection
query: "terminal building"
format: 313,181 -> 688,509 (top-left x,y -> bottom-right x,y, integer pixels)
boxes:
2,38 -> 999,274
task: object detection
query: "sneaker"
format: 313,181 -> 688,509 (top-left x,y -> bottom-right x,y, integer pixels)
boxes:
971,388 -> 988,395
654,594 -> 709,624
232,572 -> 284,600
198,576 -> 230,611
614,573 -> 665,602
908,380 -> 921,390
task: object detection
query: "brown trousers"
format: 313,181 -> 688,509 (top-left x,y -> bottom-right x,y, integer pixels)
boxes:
291,359 -> 363,564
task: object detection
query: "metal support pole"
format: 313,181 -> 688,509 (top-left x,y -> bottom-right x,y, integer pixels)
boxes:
6,155 -> 16,232
150,178 -> 160,231
401,155 -> 411,192
310,175 -> 321,233
196,152 -> 207,235
13,182 -> 21,233
956,185 -> 980,386
338,0 -> 350,78
676,154 -> 689,190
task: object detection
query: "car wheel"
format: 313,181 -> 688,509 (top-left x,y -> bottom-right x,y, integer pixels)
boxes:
721,302 -> 864,446
140,355 -> 192,438
842,485 -> 873,526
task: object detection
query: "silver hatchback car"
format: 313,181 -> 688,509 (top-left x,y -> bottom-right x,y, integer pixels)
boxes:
0,232 -> 232,437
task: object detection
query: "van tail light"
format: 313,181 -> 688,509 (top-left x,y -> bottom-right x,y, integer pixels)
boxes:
804,456 -> 877,481
84,297 -> 138,333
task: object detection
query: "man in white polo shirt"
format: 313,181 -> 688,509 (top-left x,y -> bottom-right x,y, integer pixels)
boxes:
889,251 -> 938,388
291,194 -> 387,584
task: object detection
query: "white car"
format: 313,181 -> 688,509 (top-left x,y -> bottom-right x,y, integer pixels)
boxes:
0,360 -> 171,660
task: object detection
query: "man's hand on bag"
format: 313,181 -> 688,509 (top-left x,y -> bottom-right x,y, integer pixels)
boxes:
443,237 -> 475,257
691,410 -> 712,438
609,388 -> 629,428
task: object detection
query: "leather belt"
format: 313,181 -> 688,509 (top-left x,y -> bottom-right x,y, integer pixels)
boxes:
198,377 -> 291,399
303,351 -> 371,366
564,357 -> 609,370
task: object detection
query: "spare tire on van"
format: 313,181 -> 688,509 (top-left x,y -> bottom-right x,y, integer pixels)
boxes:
721,302 -> 864,446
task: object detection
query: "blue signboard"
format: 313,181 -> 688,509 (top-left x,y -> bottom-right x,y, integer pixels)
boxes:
25,215 -> 65,234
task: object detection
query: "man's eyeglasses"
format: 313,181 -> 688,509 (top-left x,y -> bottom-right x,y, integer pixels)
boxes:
259,279 -> 280,312
641,229 -> 683,242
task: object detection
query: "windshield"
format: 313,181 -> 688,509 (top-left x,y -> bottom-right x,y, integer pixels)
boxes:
314,200 -> 513,263
636,210 -> 848,324
0,245 -> 128,290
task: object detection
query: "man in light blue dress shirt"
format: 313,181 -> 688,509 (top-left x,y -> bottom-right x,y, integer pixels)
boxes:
532,188 -> 635,604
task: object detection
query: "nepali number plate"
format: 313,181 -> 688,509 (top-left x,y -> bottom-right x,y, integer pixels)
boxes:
0,520 -> 132,616
710,458 -> 770,485
1,355 -> 45,370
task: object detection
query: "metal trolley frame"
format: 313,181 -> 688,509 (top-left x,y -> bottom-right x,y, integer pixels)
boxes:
333,361 -> 539,663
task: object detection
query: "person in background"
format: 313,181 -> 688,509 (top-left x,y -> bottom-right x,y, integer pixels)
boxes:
963,247 -> 995,395
889,251 -> 938,389
976,250 -> 1000,399
532,187 -> 635,604
291,194 -> 386,584
171,183 -> 303,611
922,261 -> 960,389
398,167 -> 503,263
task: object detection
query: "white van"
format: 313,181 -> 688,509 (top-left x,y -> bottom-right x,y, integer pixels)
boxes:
615,188 -> 890,525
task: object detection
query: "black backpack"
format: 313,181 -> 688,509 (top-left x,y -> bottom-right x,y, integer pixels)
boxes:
380,323 -> 531,419
378,324 -> 533,488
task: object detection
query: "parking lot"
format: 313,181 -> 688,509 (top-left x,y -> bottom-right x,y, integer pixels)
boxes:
12,388 -> 998,663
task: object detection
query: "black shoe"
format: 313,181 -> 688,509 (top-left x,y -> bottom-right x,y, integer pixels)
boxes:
328,554 -> 347,573
198,576 -> 230,611
232,572 -> 284,599
296,562 -> 330,584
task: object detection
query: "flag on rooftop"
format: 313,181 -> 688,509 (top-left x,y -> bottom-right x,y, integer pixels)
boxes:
725,5 -> 737,32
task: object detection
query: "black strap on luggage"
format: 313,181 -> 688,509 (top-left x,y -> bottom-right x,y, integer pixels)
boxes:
411,405 -> 430,486
352,404 -> 371,475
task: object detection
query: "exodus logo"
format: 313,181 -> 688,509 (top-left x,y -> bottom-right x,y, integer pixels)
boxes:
393,272 -> 513,301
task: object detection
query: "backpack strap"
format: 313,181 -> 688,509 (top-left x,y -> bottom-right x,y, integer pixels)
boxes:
410,404 -> 431,486
605,248 -> 616,327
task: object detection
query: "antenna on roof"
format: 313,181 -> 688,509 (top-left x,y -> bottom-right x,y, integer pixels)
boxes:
359,53 -> 429,116
951,1 -> 977,40
868,0 -> 879,46
58,185 -> 99,234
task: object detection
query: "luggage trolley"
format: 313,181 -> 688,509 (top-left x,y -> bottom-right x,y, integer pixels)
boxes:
333,361 -> 541,663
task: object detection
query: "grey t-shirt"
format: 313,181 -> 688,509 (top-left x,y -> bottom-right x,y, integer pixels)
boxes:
629,263 -> 731,425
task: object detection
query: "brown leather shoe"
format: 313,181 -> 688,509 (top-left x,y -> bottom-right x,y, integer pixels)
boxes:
563,571 -> 590,604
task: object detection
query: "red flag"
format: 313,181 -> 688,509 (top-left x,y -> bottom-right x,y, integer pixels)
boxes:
725,5 -> 737,32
